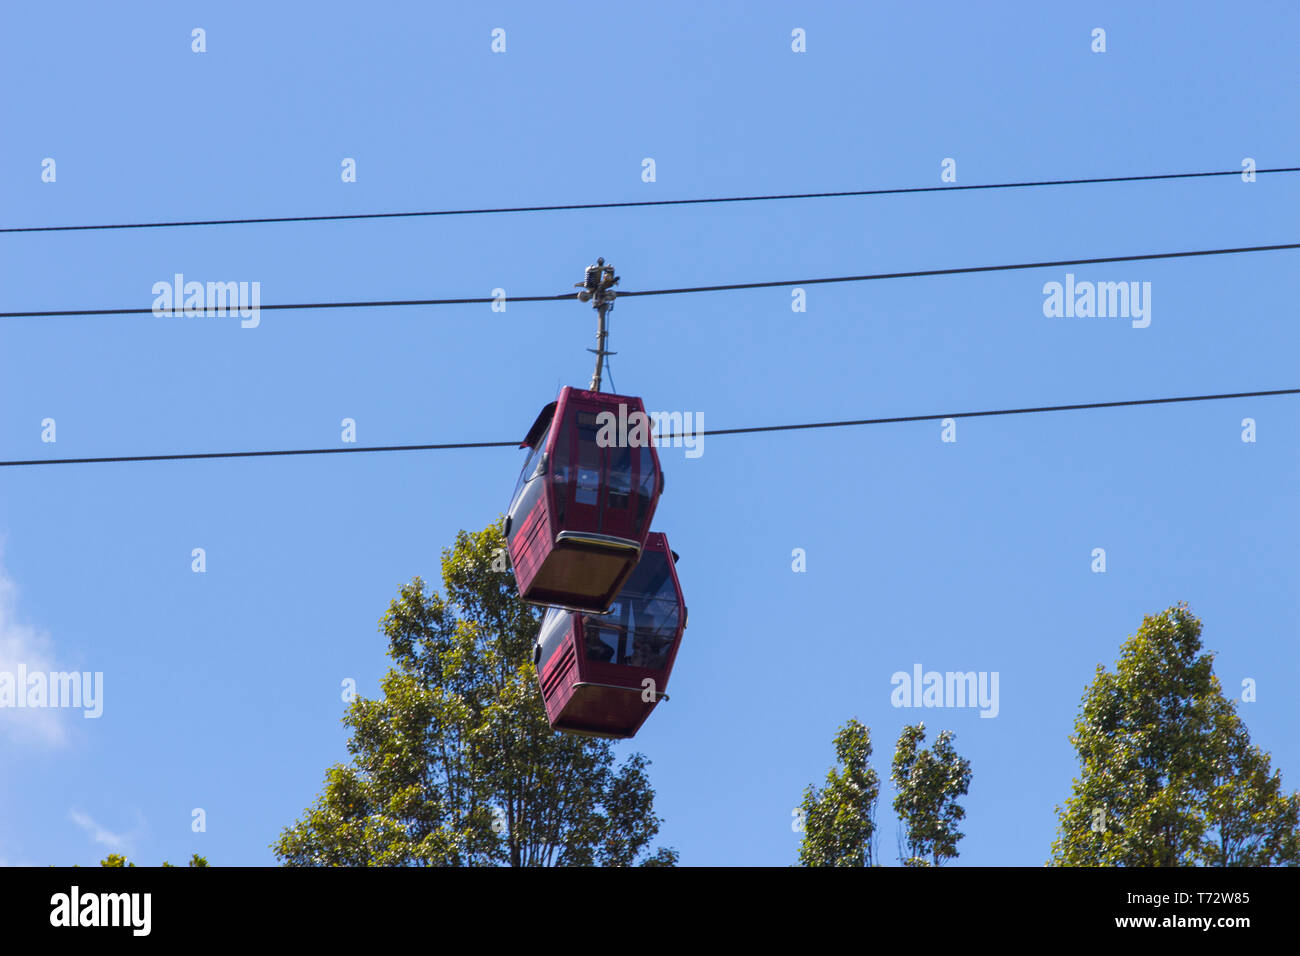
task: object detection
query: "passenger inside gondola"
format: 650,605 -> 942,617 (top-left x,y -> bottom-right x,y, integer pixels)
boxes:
578,558 -> 679,669
585,624 -> 617,662
627,627 -> 670,669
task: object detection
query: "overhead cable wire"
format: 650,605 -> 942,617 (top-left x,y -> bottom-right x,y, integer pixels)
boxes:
2,387 -> 1294,468
616,242 -> 1300,298
2,165 -> 1296,234
0,292 -> 570,319
2,241 -> 1297,319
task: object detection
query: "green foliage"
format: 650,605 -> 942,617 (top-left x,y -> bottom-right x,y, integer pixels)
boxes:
891,723 -> 972,867
273,520 -> 676,867
797,719 -> 880,866
797,718 -> 971,867
1050,603 -> 1300,866
99,854 -> 208,867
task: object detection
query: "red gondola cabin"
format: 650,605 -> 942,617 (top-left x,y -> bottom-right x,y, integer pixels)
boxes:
532,533 -> 685,738
505,387 -> 662,613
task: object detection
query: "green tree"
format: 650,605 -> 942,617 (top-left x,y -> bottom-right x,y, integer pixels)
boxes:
796,719 -> 880,866
1050,603 -> 1300,866
891,723 -> 972,866
98,854 -> 208,867
273,521 -> 676,867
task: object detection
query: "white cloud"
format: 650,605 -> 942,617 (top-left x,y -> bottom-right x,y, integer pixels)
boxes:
69,810 -> 128,851
0,556 -> 68,747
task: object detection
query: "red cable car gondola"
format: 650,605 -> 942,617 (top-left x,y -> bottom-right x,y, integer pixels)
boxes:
532,532 -> 686,738
505,386 -> 662,613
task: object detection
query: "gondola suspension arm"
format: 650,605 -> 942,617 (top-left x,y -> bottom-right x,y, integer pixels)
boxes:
576,257 -> 619,392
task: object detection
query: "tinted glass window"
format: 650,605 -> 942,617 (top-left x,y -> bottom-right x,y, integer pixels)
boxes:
634,445 -> 657,534
536,607 -> 573,673
581,550 -> 679,669
575,411 -> 602,506
507,423 -> 551,545
511,424 -> 549,501
607,443 -> 632,511
552,423 -> 570,524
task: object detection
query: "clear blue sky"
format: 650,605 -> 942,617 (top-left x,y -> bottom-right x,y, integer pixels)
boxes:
1,2 -> 1297,866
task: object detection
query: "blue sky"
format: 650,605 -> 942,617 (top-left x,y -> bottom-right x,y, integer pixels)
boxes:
1,2 -> 1297,866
